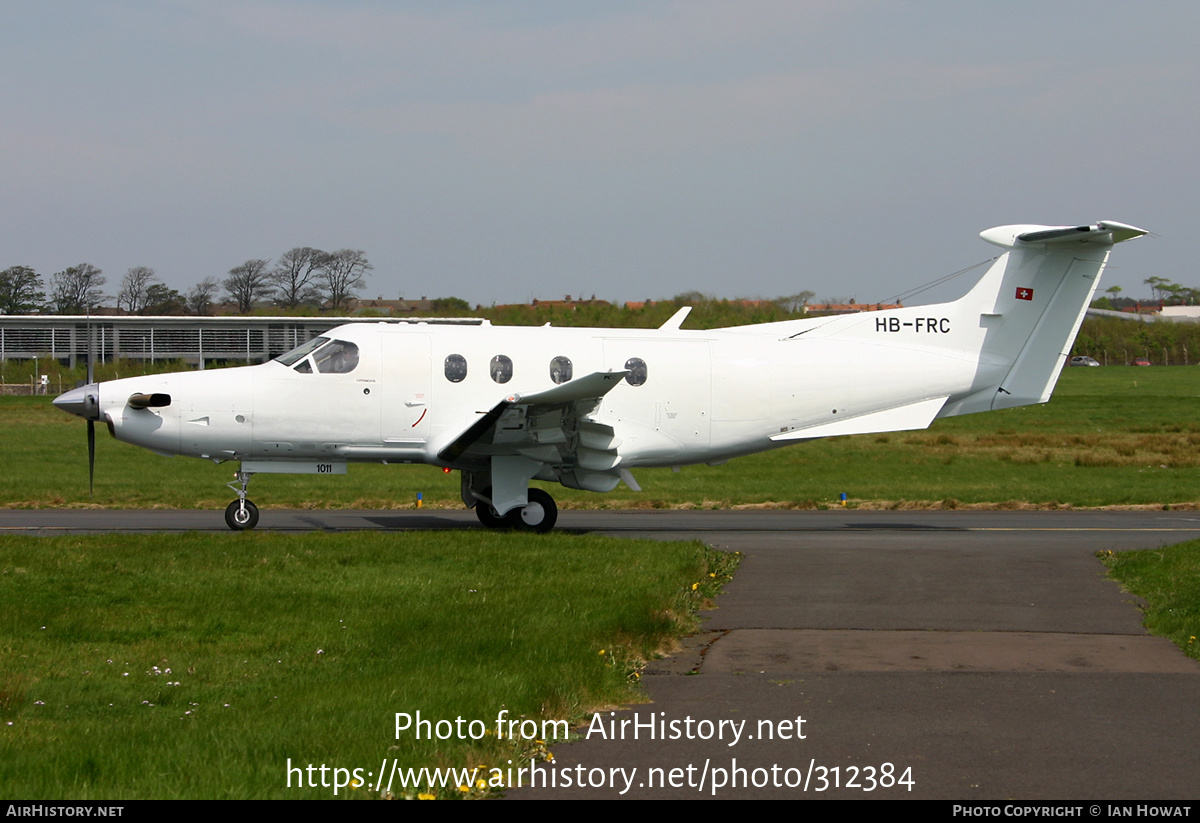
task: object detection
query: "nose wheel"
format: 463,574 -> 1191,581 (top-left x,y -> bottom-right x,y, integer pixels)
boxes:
225,470 -> 259,530
225,499 -> 260,530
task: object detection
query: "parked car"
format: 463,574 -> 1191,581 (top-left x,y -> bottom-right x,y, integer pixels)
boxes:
1069,356 -> 1101,367
1133,358 -> 1152,366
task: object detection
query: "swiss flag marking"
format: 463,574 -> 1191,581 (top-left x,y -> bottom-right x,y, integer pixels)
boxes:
1016,287 -> 1034,301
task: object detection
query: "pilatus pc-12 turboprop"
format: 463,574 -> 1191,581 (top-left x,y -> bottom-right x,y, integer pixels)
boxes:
54,221 -> 1146,531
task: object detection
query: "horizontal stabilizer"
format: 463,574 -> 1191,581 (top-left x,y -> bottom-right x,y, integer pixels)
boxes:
981,221 -> 1147,249
770,396 -> 948,441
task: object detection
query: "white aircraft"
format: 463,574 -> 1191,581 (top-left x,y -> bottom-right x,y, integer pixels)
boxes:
54,221 -> 1146,531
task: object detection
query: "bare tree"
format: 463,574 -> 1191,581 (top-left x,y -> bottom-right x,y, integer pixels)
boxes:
187,277 -> 220,316
117,266 -> 159,314
0,266 -> 46,314
49,263 -> 106,314
317,249 -> 373,313
224,260 -> 273,314
270,247 -> 324,309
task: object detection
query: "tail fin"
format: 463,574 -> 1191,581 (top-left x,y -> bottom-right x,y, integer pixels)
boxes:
939,221 -> 1146,417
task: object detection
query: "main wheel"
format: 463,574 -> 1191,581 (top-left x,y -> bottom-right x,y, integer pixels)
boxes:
512,488 -> 558,533
225,499 -> 260,531
474,488 -> 510,529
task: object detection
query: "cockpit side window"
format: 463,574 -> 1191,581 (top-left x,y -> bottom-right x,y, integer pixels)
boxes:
313,340 -> 360,374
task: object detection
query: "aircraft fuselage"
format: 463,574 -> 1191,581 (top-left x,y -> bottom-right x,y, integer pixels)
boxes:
85,317 -> 982,469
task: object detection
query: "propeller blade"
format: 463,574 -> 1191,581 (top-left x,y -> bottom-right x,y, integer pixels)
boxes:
86,312 -> 94,385
86,310 -> 95,499
87,418 -> 95,500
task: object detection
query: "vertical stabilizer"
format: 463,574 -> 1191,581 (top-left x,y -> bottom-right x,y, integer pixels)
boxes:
940,221 -> 1146,416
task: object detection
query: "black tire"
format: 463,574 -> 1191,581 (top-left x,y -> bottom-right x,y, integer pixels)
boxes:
512,488 -> 558,533
225,499 -> 259,531
474,488 -> 510,529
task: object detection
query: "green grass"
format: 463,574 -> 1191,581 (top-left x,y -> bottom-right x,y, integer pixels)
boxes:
5,367 -> 1199,799
0,531 -> 736,799
1100,541 -> 1200,662
7,366 -> 1199,510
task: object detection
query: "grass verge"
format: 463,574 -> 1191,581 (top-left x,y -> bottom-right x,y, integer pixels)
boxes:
1099,542 -> 1200,663
0,531 -> 738,799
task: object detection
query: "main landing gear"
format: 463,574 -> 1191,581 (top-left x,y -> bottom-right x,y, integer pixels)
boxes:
474,487 -> 558,533
225,471 -> 259,531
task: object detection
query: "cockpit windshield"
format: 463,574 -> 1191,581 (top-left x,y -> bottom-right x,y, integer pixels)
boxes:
276,336 -> 329,366
275,336 -> 359,374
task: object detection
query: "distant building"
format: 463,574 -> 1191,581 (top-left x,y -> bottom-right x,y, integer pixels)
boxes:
0,314 -> 483,369
804,302 -> 902,314
622,299 -> 901,314
495,295 -> 612,311
347,298 -> 437,315
1159,306 -> 1200,320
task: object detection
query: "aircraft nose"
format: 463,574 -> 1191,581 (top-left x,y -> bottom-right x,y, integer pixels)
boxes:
53,384 -> 100,421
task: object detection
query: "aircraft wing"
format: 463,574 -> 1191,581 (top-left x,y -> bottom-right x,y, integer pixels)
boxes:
437,371 -> 630,492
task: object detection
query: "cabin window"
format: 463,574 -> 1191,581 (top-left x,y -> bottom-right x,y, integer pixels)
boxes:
490,355 -> 513,384
313,340 -> 359,374
624,357 -> 647,386
444,353 -> 468,383
549,356 -> 573,385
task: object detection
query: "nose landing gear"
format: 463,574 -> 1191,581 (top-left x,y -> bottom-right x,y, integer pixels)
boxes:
225,471 -> 259,530
225,498 -> 260,530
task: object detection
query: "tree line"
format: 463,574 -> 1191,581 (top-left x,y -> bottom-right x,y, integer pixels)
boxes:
0,248 -> 372,316
6,258 -> 1198,365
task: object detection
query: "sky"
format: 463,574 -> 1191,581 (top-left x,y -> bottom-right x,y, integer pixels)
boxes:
1,1 -> 1196,309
